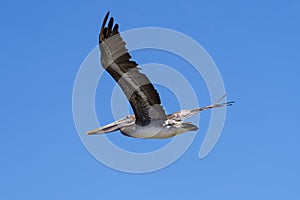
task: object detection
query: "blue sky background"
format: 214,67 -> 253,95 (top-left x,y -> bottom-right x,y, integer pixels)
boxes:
1,0 -> 300,199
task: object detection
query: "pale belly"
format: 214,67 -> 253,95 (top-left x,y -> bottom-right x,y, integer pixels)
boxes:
120,124 -> 186,139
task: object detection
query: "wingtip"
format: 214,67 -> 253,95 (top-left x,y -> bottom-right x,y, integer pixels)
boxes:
225,101 -> 235,106
214,94 -> 235,107
100,11 -> 111,42
105,11 -> 110,19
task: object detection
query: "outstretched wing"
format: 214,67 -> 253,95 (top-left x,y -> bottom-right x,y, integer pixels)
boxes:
99,12 -> 166,126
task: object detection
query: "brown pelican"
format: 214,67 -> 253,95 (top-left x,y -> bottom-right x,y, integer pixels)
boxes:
87,12 -> 234,139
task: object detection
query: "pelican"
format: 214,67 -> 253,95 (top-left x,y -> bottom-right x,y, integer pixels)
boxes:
87,12 -> 234,139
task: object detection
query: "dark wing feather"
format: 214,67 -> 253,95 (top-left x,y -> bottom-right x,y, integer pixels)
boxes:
99,12 -> 166,126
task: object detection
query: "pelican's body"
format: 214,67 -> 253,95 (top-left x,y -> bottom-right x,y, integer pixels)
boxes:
86,12 -> 233,139
87,114 -> 198,139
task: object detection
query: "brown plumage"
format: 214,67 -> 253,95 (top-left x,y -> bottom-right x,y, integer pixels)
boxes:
86,12 -> 234,139
99,11 -> 166,126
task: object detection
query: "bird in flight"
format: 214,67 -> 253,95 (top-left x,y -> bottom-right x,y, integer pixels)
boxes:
87,12 -> 234,139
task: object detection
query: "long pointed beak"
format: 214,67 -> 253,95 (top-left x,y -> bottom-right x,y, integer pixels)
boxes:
86,120 -> 121,135
86,129 -> 103,135
86,115 -> 135,135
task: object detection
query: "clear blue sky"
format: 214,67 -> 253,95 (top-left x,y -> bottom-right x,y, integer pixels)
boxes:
1,0 -> 300,199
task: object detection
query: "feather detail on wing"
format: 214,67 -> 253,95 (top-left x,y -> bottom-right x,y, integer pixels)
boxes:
99,12 -> 166,126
